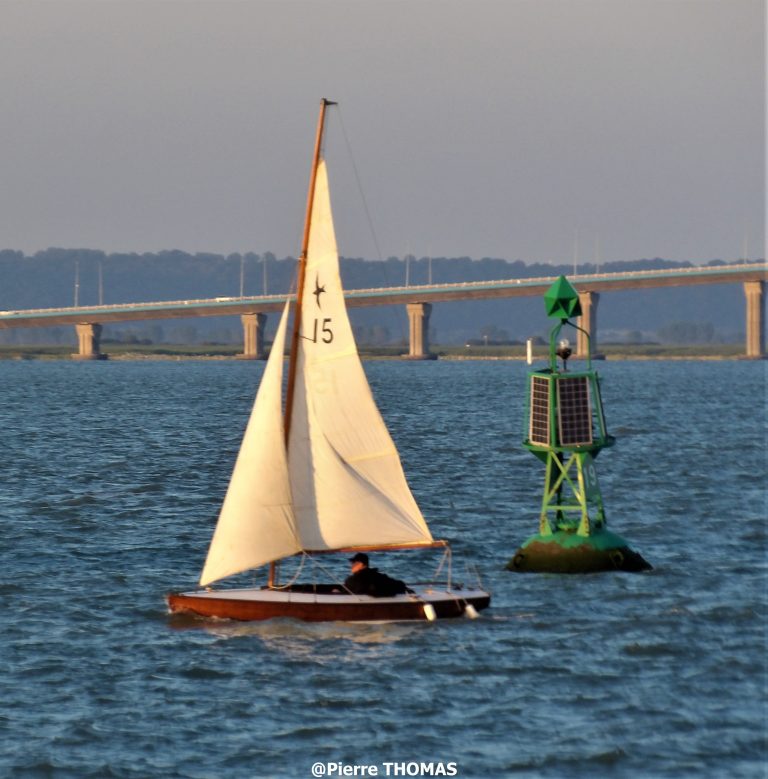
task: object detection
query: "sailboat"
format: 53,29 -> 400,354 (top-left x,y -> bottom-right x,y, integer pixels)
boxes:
167,100 -> 490,622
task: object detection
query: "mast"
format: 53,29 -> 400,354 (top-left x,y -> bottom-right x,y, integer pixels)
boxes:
270,98 -> 336,587
284,97 -> 336,445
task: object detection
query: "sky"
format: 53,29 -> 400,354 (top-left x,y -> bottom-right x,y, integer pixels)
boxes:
0,0 -> 764,265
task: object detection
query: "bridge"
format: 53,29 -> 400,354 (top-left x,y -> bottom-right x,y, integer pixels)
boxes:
0,262 -> 765,359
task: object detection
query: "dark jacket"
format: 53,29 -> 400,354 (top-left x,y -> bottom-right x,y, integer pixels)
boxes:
344,567 -> 408,597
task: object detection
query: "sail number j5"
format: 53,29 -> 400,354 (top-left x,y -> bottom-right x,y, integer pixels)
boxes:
310,318 -> 333,344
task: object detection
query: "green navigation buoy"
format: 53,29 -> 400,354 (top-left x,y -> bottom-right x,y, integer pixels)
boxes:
508,276 -> 651,574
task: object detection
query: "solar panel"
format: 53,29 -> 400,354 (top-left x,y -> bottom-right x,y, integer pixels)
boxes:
557,376 -> 593,446
529,376 -> 551,445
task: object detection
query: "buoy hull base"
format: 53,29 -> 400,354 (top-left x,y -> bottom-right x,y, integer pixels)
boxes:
507,529 -> 651,573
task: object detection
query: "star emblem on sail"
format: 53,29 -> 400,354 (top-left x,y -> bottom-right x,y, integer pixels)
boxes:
199,159 -> 433,587
313,275 -> 325,308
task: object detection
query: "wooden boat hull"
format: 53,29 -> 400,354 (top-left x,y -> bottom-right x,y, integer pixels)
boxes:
167,585 -> 490,623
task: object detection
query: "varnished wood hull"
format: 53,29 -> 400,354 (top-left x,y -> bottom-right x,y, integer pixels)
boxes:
167,585 -> 490,623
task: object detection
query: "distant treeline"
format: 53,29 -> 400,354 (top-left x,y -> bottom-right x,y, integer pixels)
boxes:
0,249 -> 760,346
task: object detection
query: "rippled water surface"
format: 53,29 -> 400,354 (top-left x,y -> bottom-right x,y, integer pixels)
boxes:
2,359 -> 766,778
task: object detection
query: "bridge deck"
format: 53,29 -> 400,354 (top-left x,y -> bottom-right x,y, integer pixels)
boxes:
0,263 -> 765,329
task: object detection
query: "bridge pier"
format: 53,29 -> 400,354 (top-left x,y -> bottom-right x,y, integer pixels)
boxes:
72,323 -> 107,360
576,292 -> 602,358
744,281 -> 765,358
238,313 -> 267,360
405,302 -> 436,360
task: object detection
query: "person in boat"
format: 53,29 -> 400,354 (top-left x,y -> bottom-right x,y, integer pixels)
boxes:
343,552 -> 409,597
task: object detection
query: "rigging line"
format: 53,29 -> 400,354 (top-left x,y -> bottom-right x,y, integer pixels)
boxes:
336,106 -> 383,263
336,107 -> 405,350
270,553 -> 308,589
337,107 -> 407,346
466,560 -> 485,591
432,544 -> 452,587
303,553 -> 364,597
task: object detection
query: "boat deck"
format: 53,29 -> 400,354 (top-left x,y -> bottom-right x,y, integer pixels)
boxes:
167,584 -> 491,622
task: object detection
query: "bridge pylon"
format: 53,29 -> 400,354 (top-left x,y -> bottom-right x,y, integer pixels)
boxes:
72,323 -> 107,361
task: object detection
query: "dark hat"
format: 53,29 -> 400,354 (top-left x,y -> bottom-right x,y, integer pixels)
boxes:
349,552 -> 369,566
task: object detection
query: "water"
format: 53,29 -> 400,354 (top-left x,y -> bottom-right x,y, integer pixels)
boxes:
1,358 -> 765,778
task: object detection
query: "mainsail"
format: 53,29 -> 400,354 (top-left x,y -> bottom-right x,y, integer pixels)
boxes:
199,156 -> 433,587
288,160 -> 433,551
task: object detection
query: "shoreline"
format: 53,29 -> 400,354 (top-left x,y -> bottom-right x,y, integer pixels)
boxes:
0,348 -> 760,362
